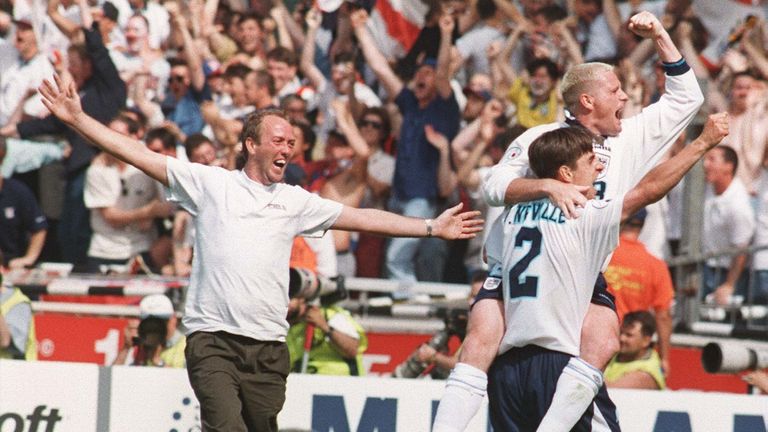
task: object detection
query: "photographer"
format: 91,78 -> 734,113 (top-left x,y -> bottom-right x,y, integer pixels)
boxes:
286,295 -> 367,376
401,271 -> 485,378
113,294 -> 186,368
604,311 -> 666,390
0,250 -> 37,360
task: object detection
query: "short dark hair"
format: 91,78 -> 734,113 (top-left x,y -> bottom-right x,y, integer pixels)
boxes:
280,93 -> 306,110
145,127 -> 177,151
526,58 -> 560,81
119,107 -> 148,132
112,114 -> 141,137
476,0 -> 497,19
168,57 -> 189,69
67,43 -> 90,63
238,10 -> 263,28
622,310 -> 656,338
716,145 -> 739,175
224,63 -> 253,80
492,125 -> 528,153
528,127 -> 596,180
267,46 -> 298,67
360,106 -> 392,144
332,52 -> 356,66
184,133 -> 214,159
534,4 -> 568,23
290,119 -> 316,162
239,108 -> 289,159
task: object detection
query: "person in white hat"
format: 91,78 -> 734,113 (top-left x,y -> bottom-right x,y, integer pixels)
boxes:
113,294 -> 186,368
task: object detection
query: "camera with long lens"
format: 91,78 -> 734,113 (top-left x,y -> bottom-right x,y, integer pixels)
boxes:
288,267 -> 347,306
393,308 -> 469,379
701,342 -> 768,373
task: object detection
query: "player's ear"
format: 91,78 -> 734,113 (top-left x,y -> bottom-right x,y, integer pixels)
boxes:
557,164 -> 573,182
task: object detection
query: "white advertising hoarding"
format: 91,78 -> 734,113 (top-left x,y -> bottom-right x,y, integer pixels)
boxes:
0,360 -> 99,432
2,360 -> 767,431
109,365 -> 200,432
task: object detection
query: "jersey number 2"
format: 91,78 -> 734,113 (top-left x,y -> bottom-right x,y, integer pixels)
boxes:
507,227 -> 542,298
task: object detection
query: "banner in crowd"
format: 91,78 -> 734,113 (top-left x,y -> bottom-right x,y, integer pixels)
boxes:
1,360 -> 766,432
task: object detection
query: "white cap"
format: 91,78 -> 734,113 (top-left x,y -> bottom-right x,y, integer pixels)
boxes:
139,294 -> 174,319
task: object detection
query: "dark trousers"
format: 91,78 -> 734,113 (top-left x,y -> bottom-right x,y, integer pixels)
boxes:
58,169 -> 91,268
488,345 -> 620,432
185,331 -> 289,432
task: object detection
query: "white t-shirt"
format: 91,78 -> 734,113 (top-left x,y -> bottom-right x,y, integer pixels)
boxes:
482,69 -> 703,207
702,178 -> 755,268
456,24 -> 505,77
164,157 -> 343,341
752,170 -> 768,270
0,52 -> 55,124
84,162 -> 159,259
486,197 -> 623,356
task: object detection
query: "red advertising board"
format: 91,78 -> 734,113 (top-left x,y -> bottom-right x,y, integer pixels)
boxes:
33,313 -> 750,394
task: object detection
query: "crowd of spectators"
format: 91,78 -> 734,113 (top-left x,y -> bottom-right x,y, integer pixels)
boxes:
1,0 -> 768,317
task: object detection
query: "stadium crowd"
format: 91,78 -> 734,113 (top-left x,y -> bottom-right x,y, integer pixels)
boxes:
1,0 -> 768,364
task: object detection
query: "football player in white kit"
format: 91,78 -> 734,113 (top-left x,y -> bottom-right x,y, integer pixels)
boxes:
433,11 -> 704,432
486,116 -> 727,430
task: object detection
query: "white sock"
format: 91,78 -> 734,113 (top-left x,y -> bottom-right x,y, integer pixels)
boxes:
537,357 -> 603,432
432,363 -> 487,432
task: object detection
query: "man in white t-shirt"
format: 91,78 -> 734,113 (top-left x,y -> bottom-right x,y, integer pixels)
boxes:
84,115 -> 172,273
752,168 -> 768,306
483,117 -> 727,430
0,19 -> 55,125
701,145 -> 755,305
434,11 -> 703,432
39,75 -> 483,432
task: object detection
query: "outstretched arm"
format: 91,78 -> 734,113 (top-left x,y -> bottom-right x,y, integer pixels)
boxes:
622,112 -> 729,221
39,75 -> 169,185
332,203 -> 482,240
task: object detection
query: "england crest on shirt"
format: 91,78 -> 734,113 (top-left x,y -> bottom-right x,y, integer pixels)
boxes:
595,150 -> 611,180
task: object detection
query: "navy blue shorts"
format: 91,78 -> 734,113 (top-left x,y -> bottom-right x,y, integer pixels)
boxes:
472,272 -> 617,313
487,345 -> 621,432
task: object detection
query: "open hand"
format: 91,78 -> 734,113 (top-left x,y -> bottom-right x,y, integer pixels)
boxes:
433,203 -> 484,240
306,7 -> 322,30
439,13 -> 454,35
546,180 -> 592,219
424,125 -> 449,152
349,9 -> 368,30
39,74 -> 83,125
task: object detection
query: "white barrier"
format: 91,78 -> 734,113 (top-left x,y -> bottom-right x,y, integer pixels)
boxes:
0,361 -> 100,432
1,360 -> 766,432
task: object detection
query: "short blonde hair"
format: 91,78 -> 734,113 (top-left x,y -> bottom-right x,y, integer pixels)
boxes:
560,62 -> 614,114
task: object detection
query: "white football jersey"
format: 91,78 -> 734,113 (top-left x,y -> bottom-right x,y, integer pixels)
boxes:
485,198 -> 623,357
482,69 -> 703,207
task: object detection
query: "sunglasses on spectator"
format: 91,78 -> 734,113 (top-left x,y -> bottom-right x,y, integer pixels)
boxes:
169,75 -> 186,83
359,119 -> 383,130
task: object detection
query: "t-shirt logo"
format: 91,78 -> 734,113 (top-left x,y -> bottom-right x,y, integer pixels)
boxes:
595,151 -> 610,179
266,203 -> 286,210
483,277 -> 502,291
4,207 -> 14,219
507,145 -> 523,160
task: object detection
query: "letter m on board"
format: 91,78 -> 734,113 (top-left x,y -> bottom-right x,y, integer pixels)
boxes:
312,395 -> 397,432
